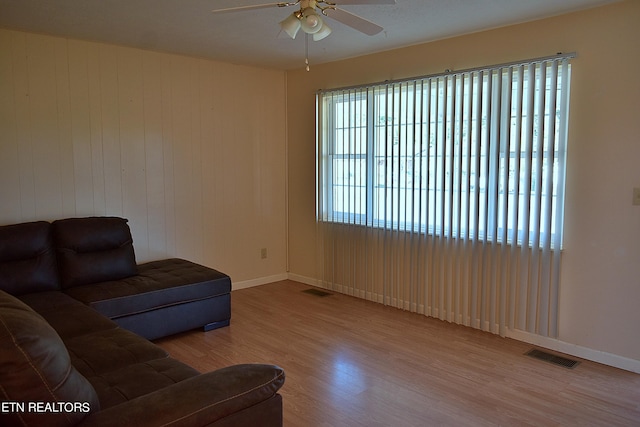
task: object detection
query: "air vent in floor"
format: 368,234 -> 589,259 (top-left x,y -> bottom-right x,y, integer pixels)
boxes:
525,349 -> 580,369
302,288 -> 332,297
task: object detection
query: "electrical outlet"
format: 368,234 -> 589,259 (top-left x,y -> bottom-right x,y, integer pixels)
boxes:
261,248 -> 267,259
633,188 -> 640,206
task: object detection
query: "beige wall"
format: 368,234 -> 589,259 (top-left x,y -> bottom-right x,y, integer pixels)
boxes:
0,29 -> 287,285
286,0 -> 640,364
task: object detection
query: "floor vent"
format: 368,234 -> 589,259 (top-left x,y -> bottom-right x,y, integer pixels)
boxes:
525,349 -> 580,369
302,288 -> 333,297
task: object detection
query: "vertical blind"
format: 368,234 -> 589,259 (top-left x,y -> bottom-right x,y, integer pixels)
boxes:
316,54 -> 573,337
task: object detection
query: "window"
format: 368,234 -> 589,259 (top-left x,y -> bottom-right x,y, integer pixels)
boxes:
317,56 -> 572,249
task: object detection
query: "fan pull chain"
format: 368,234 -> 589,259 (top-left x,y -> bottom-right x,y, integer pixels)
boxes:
305,33 -> 310,72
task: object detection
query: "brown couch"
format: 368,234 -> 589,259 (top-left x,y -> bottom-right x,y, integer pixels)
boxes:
0,217 -> 285,426
6,217 -> 232,340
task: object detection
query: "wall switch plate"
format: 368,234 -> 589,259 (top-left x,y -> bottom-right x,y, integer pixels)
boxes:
633,188 -> 640,206
261,248 -> 267,259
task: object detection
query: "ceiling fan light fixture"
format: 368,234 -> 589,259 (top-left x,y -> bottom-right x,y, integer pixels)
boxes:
300,7 -> 323,34
280,13 -> 301,39
313,22 -> 332,41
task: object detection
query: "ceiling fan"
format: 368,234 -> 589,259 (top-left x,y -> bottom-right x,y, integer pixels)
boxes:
211,0 -> 396,42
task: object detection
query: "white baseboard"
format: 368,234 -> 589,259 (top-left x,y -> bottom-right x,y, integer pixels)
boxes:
232,273 -> 288,290
506,329 -> 640,374
234,272 -> 640,374
285,273 -> 318,287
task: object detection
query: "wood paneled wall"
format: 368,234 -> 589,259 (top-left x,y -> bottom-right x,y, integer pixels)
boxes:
0,29 -> 287,283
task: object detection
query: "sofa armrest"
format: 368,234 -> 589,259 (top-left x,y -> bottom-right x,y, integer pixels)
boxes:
78,364 -> 285,427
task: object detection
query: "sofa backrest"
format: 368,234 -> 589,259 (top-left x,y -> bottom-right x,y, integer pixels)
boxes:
52,217 -> 138,289
0,290 -> 100,426
0,221 -> 60,295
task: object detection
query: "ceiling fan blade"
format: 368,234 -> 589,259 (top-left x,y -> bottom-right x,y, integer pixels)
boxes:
330,0 -> 395,4
323,7 -> 384,36
211,2 -> 295,14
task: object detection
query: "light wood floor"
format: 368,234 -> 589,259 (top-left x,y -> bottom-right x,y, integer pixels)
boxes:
155,280 -> 640,426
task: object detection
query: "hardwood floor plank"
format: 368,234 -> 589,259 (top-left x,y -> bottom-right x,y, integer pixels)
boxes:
155,280 -> 640,426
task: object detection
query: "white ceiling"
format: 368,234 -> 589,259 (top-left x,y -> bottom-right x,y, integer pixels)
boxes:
0,0 -> 618,70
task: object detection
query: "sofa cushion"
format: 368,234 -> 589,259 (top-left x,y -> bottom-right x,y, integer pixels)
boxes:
63,258 -> 231,320
52,217 -> 138,289
84,357 -> 200,409
0,221 -> 59,295
65,328 -> 169,377
0,290 -> 100,426
18,291 -> 118,341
